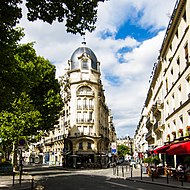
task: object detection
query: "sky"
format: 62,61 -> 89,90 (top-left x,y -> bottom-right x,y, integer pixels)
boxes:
19,0 -> 176,138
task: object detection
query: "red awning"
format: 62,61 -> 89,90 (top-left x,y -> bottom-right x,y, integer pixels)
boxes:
154,145 -> 170,154
166,141 -> 190,155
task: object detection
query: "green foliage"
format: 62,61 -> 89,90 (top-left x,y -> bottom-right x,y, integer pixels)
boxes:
26,0 -> 106,35
143,156 -> 161,165
117,144 -> 130,157
152,155 -> 161,165
0,92 -> 41,142
1,0 -> 106,36
0,43 -> 63,152
143,157 -> 152,164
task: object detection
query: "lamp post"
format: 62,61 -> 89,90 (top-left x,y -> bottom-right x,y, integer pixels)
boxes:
0,138 -> 2,163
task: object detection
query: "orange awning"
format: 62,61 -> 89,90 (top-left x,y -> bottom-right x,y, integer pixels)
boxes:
166,141 -> 190,155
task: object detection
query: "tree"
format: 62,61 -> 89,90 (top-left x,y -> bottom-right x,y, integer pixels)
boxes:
0,0 -> 106,110
1,0 -> 106,36
0,43 -> 63,162
0,92 -> 41,145
15,43 -> 63,132
117,144 -> 130,158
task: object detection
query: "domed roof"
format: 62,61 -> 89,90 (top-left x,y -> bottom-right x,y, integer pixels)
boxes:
70,46 -> 98,70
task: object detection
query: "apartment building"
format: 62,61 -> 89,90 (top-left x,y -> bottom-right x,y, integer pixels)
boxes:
28,44 -> 117,168
134,0 -> 190,164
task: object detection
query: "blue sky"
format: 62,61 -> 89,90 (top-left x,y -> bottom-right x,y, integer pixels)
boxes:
20,0 -> 176,138
115,21 -> 162,41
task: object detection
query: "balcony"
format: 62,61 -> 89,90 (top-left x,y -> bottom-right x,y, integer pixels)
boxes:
76,91 -> 94,96
146,117 -> 154,128
145,130 -> 154,141
44,138 -> 54,145
76,119 -> 94,124
152,100 -> 163,116
153,120 -> 164,132
74,132 -> 96,137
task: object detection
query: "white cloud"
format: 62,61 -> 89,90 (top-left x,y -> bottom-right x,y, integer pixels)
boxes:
19,0 -> 176,137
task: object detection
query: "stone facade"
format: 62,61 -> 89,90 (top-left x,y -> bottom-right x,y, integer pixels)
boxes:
29,45 -> 116,168
134,0 -> 190,162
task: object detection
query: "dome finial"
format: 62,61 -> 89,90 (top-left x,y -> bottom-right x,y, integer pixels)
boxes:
82,35 -> 86,46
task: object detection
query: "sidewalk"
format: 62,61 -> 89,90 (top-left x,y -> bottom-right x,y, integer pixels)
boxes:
111,166 -> 190,189
0,173 -> 32,190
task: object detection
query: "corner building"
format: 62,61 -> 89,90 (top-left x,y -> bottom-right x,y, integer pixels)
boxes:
58,45 -> 116,168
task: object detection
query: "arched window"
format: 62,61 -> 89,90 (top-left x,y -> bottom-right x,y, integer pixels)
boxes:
77,98 -> 82,109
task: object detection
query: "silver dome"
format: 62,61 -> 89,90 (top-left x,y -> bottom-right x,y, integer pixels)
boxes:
70,47 -> 98,70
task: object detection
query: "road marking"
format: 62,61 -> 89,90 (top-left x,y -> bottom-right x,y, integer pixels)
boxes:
105,181 -> 145,190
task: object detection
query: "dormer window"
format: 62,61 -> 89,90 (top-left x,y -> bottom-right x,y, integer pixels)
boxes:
82,60 -> 88,70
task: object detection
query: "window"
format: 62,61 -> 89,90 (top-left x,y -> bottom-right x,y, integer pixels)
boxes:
170,44 -> 172,51
77,98 -> 82,109
178,85 -> 182,106
83,112 -> 87,122
82,61 -> 88,70
180,115 -> 183,125
171,68 -> 173,75
89,99 -> 93,109
77,86 -> 93,96
166,79 -> 168,93
184,42 -> 188,61
177,57 -> 180,77
79,142 -> 83,150
186,75 -> 190,98
83,98 -> 87,109
183,10 -> 186,22
177,57 -> 180,65
175,29 -> 178,38
87,142 -> 92,149
77,112 -> 82,122
188,111 -> 190,126
89,112 -> 93,121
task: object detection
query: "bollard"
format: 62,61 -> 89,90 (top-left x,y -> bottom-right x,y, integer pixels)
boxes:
31,175 -> 34,190
113,165 -> 116,175
151,171 -> 154,182
122,166 -> 124,177
166,171 -> 169,184
12,172 -> 15,186
130,166 -> 133,178
140,164 -> 142,180
19,170 -> 22,186
181,173 -> 184,186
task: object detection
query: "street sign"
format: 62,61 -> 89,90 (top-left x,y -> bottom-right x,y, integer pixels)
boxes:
111,149 -> 117,154
111,142 -> 117,154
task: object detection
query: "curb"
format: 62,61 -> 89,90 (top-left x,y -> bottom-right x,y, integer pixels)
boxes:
125,177 -> 190,189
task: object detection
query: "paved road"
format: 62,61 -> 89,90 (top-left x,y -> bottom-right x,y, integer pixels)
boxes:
32,169 -> 183,190
1,166 -> 189,189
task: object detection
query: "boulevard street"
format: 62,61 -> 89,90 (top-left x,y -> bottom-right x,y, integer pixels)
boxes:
30,167 -> 179,190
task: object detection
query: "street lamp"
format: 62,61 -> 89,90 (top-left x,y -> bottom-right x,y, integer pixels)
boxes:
0,138 -> 2,163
